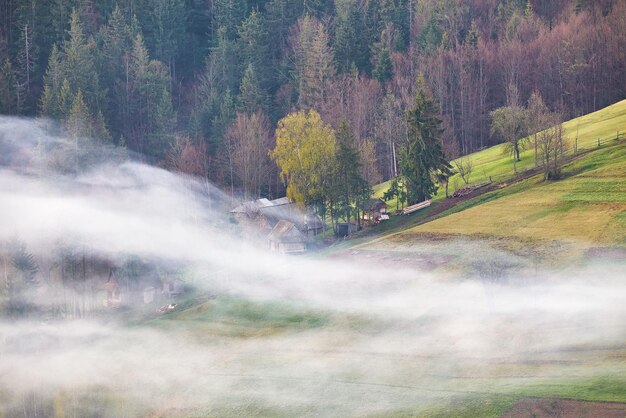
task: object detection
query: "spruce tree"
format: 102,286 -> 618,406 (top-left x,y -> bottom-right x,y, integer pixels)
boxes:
62,10 -> 100,111
333,0 -> 368,73
40,44 -> 63,117
238,64 -> 268,114
334,120 -> 369,230
66,90 -> 91,140
373,47 -> 393,84
213,0 -> 248,40
237,10 -> 271,92
401,75 -> 450,204
0,59 -> 18,114
98,5 -> 137,142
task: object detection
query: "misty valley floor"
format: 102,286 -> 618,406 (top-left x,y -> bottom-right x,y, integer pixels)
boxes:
2,236 -> 626,418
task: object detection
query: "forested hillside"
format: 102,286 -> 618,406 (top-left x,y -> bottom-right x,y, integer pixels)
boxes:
0,0 -> 624,197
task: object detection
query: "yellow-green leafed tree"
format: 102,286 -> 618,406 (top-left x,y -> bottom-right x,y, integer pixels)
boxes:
270,109 -> 336,207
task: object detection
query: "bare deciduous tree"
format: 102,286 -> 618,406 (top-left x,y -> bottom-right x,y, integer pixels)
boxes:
455,156 -> 474,185
226,111 -> 274,198
165,135 -> 209,178
537,113 -> 567,180
527,90 -> 550,167
490,104 -> 528,175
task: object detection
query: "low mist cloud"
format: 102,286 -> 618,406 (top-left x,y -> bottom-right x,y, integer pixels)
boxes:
1,117 -> 625,417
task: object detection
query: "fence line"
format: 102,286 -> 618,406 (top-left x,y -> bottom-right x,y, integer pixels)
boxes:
457,129 -> 625,188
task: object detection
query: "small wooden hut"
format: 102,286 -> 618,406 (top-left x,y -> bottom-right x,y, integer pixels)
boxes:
268,220 -> 307,254
363,198 -> 388,223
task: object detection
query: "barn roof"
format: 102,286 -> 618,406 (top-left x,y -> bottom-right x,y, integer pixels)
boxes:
365,198 -> 388,211
270,197 -> 291,206
268,220 -> 307,243
260,204 -> 323,230
230,197 -> 324,232
230,198 -> 273,214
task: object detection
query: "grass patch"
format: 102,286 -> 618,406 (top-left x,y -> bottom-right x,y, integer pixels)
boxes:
369,100 -> 626,247
148,296 -> 330,338
513,376 -> 626,403
402,142 -> 626,245
366,375 -> 626,418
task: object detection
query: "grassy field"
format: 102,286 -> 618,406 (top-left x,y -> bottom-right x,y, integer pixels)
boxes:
369,99 -> 626,247
374,99 -> 626,208
147,296 -> 331,338
400,142 -> 626,245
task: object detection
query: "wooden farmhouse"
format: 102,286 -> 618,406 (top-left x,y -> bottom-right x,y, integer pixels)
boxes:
230,197 -> 324,239
162,278 -> 185,297
268,220 -> 307,254
363,198 -> 389,223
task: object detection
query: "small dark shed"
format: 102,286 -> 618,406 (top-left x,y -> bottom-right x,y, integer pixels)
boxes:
162,278 -> 185,297
336,222 -> 359,237
268,220 -> 307,254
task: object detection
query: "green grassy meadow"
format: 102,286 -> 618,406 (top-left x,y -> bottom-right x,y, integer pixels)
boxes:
374,99 -> 626,208
370,99 -> 626,247
402,140 -> 626,245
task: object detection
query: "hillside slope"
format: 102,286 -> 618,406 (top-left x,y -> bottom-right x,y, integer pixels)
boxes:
404,142 -> 626,245
374,99 -> 626,205
370,100 -> 626,247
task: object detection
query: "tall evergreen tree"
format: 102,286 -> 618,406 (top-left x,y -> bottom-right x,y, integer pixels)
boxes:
15,23 -> 36,111
0,58 -> 17,113
265,0 -> 304,55
373,47 -> 392,83
142,0 -> 185,77
61,10 -> 101,111
97,5 -> 137,143
333,120 -> 369,230
237,10 -> 271,92
401,75 -> 450,203
126,33 -> 176,158
333,0 -> 368,73
213,0 -> 248,40
39,44 -> 63,117
208,26 -> 241,95
294,16 -> 334,109
238,63 -> 268,114
66,89 -> 91,140
212,88 -> 236,152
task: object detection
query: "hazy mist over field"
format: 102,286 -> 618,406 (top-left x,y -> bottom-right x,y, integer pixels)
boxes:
1,117 -> 625,417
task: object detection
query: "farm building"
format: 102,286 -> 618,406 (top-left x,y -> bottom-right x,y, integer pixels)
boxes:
162,278 -> 185,297
363,198 -> 388,223
268,220 -> 307,254
336,221 -> 360,237
229,198 -> 274,228
143,286 -> 156,304
230,197 -> 324,238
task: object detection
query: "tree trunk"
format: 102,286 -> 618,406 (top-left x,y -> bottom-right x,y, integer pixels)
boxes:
534,133 -> 538,167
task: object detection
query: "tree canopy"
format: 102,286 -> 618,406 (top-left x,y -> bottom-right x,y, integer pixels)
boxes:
0,0 -> 623,195
270,109 -> 335,206
400,75 -> 451,204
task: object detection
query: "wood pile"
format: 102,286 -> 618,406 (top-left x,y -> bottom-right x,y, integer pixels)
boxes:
402,199 -> 432,215
452,182 -> 492,198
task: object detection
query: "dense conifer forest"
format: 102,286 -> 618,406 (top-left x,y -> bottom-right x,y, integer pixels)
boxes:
1,0 -> 624,196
